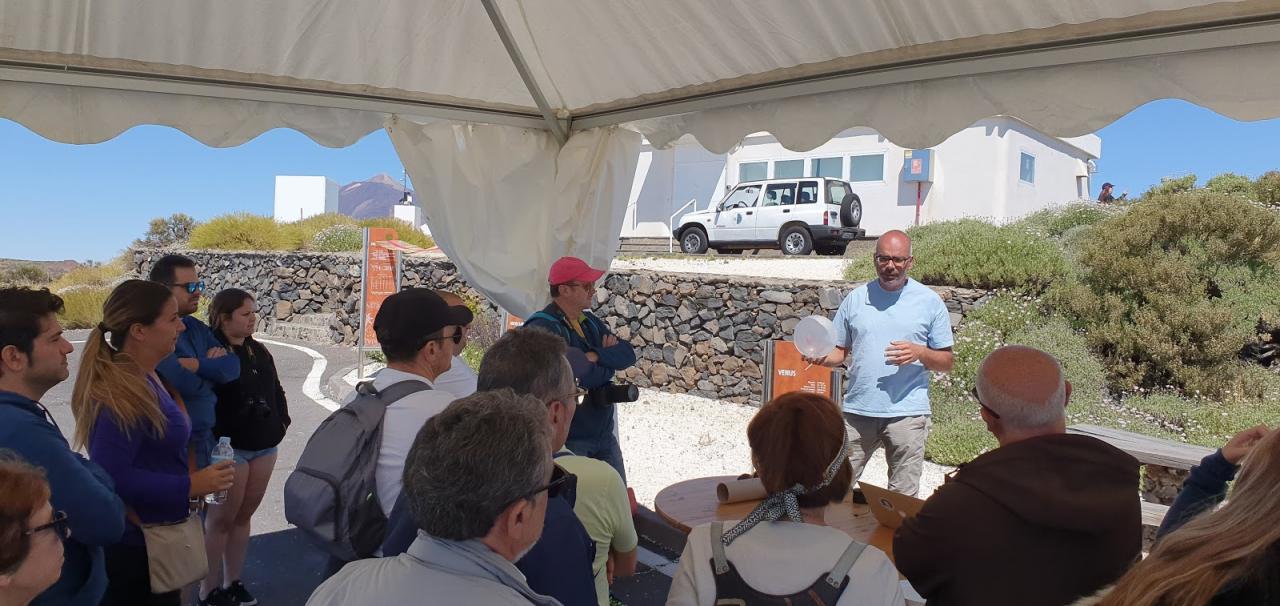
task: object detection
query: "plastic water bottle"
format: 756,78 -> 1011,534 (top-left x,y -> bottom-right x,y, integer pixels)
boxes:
206,437 -> 235,504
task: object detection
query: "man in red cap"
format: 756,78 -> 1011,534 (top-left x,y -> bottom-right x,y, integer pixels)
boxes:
524,256 -> 636,483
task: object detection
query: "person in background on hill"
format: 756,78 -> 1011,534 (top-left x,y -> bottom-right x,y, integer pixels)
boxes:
802,230 -> 953,498
894,345 -> 1140,606
524,256 -> 636,484
1098,182 -> 1117,203
0,287 -> 124,606
431,290 -> 477,398
149,255 -> 240,474
1073,425 -> 1278,606
199,289 -> 290,606
666,392 -> 904,606
71,280 -> 235,606
0,457 -> 68,606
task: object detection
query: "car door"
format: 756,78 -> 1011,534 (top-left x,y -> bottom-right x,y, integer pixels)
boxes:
755,181 -> 797,240
711,184 -> 761,243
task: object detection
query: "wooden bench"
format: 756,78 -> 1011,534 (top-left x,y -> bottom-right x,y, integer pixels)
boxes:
1067,424 -> 1214,529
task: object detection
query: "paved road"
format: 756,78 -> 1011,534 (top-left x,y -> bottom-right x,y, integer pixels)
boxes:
47,331 -> 359,606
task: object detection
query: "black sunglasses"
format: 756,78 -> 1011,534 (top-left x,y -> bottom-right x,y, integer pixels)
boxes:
166,280 -> 205,294
507,465 -> 575,508
425,330 -> 464,346
971,387 -> 1001,419
25,510 -> 70,540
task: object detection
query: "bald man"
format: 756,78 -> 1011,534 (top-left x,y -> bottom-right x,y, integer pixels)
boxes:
893,346 -> 1141,606
805,230 -> 953,497
431,290 -> 478,398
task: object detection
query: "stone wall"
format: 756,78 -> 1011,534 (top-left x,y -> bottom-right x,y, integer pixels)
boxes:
131,248 -> 990,405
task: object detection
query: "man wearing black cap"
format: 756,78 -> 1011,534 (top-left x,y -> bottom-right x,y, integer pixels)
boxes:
365,288 -> 472,518
1098,182 -> 1116,204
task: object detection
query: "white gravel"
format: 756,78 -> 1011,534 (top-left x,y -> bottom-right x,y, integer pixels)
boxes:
612,257 -> 851,282
619,388 -> 951,509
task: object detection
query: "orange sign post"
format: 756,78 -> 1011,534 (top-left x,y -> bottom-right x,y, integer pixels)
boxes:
503,312 -> 525,332
358,227 -> 400,378
763,339 -> 844,401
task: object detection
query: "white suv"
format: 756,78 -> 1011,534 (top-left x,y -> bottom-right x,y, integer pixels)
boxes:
674,177 -> 865,256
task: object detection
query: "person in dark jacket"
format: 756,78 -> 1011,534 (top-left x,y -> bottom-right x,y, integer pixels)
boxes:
894,345 -> 1141,606
200,289 -> 290,606
1073,425 -> 1278,606
0,287 -> 125,606
524,256 -> 636,483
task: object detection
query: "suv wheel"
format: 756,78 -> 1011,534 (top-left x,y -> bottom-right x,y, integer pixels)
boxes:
840,194 -> 863,228
680,227 -> 709,255
780,226 -> 813,256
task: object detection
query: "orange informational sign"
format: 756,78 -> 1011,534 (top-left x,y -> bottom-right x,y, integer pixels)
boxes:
505,312 -> 524,332
765,339 -> 842,401
360,227 -> 399,348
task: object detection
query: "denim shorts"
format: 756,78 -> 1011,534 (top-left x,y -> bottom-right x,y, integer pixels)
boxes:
189,429 -> 215,469
233,446 -> 278,466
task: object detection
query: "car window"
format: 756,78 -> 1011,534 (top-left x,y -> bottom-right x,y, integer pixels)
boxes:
721,185 -> 761,209
763,183 -> 797,207
798,181 -> 819,204
828,181 -> 850,204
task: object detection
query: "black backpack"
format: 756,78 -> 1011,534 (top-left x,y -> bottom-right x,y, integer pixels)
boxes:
283,380 -> 430,561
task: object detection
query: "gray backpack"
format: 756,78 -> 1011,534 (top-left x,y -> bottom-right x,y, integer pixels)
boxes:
284,379 -> 431,561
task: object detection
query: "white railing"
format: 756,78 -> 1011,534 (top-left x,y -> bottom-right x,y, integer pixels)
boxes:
668,198 -> 698,253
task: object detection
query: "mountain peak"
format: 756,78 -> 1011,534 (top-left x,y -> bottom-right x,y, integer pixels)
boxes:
366,173 -> 405,190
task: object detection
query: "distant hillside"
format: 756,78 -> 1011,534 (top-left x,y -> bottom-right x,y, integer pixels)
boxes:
0,258 -> 81,281
339,173 -> 414,220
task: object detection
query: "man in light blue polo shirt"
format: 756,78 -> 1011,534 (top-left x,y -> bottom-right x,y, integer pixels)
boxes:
804,230 -> 953,496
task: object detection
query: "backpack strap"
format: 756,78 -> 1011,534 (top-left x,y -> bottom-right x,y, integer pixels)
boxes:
356,379 -> 432,405
710,521 -> 730,574
823,540 -> 868,589
525,311 -> 570,339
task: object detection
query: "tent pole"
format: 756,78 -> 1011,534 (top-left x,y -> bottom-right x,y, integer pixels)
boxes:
479,0 -> 569,145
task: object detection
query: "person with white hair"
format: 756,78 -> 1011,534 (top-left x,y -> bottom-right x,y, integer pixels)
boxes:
893,345 -> 1142,606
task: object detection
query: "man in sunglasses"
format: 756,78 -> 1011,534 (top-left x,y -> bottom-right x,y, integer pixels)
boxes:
0,287 -> 125,606
525,256 -> 637,485
307,390 -> 562,606
365,288 -> 471,519
150,254 -> 241,471
430,290 -> 478,398
894,345 -> 1140,606
802,230 -> 953,498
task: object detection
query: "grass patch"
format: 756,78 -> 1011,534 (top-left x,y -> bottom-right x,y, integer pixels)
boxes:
184,213 -> 436,252
358,217 -> 435,250
311,224 -> 365,252
49,254 -> 131,292
58,287 -> 112,329
189,213 -> 294,251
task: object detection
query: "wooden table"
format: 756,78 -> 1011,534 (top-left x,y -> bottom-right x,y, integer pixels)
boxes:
654,475 -> 897,561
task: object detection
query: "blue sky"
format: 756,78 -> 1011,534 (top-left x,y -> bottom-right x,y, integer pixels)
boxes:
1,98 -> 1277,262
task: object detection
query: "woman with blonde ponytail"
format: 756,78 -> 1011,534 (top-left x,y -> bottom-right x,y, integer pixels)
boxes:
70,280 -> 234,606
1074,425 -> 1279,606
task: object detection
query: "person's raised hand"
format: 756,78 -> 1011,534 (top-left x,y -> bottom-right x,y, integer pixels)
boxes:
189,460 -> 235,497
1222,425 -> 1270,465
885,341 -> 923,366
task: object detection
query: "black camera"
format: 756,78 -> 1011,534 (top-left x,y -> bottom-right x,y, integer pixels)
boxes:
601,382 -> 639,404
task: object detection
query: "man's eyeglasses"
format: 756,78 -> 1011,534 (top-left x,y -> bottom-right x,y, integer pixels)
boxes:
25,510 -> 70,540
507,465 -> 575,508
873,255 -> 912,266
552,387 -> 589,407
971,387 -> 1001,419
167,280 -> 205,294
563,281 -> 597,293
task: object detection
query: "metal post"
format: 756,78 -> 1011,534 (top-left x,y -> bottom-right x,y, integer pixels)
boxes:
915,182 -> 922,227
357,228 -> 370,380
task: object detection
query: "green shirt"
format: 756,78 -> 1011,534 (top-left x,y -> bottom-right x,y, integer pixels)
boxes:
557,449 -> 639,606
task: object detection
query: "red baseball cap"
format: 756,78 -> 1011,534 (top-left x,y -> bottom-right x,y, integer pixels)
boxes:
548,256 -> 605,285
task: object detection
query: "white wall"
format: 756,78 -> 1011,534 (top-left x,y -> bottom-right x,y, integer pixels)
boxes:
623,137 -> 726,238
273,176 -> 339,222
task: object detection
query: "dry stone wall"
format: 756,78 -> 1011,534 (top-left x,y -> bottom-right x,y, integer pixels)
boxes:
131,248 -> 990,405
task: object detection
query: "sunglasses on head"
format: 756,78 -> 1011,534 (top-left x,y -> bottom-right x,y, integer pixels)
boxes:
25,510 -> 70,540
167,280 -> 205,294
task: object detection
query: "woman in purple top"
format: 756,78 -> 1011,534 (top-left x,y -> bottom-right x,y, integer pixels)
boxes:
69,280 -> 235,606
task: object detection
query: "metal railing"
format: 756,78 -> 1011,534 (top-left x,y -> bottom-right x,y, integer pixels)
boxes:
668,198 -> 698,253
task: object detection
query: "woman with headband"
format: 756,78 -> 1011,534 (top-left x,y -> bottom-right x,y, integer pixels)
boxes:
667,392 -> 905,605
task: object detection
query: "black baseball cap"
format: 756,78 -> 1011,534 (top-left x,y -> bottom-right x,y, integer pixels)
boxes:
1102,182 -> 1114,188
374,288 -> 473,357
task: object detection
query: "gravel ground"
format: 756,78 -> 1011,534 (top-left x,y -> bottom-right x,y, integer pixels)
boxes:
612,257 -> 851,282
619,388 -> 952,508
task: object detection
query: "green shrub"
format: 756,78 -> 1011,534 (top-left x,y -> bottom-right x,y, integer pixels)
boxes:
58,287 -> 111,329
1016,203 -> 1119,239
1142,174 -> 1197,198
927,321 -> 1002,464
135,213 -> 198,248
188,214 -> 292,251
1056,191 -> 1280,398
1205,173 -> 1253,198
49,254 -> 131,292
1121,369 -> 1280,446
283,213 -> 357,249
358,217 -> 435,250
965,291 -> 1044,340
311,224 -> 365,252
842,220 -> 1068,290
1255,171 -> 1280,208
0,264 -> 50,287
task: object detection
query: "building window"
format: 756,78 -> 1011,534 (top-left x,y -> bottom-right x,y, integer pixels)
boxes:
849,154 -> 884,182
812,157 -> 843,178
739,162 -> 767,183
1019,152 -> 1036,184
773,159 -> 804,179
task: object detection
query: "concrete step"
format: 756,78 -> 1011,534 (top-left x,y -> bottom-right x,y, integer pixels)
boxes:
289,313 -> 336,328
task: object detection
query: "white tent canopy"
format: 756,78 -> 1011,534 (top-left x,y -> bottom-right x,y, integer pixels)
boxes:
3,0 -> 1280,315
